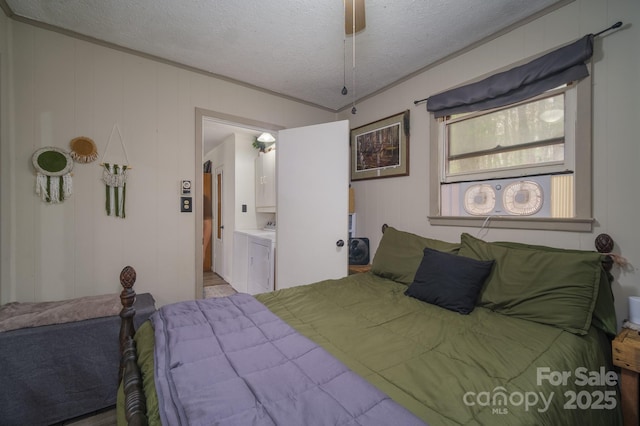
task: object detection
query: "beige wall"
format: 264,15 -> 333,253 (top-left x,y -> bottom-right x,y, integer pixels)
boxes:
339,0 -> 639,327
0,20 -> 335,306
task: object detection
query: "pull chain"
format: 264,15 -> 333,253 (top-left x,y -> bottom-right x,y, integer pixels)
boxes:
341,0 -> 348,96
351,0 -> 357,114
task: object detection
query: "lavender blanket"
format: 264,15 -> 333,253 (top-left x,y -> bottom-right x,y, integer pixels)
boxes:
152,293 -> 426,425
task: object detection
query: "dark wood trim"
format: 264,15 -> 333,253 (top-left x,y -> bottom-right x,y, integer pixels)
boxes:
122,338 -> 147,426
118,266 -> 148,426
118,266 -> 137,382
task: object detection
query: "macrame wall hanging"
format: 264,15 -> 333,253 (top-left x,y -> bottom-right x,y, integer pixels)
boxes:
32,146 -> 74,203
101,124 -> 131,218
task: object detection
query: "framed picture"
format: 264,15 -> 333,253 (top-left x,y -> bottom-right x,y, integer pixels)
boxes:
350,110 -> 410,181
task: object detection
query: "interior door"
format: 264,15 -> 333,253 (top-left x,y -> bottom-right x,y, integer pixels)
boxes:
213,166 -> 224,275
203,172 -> 212,271
276,120 -> 349,289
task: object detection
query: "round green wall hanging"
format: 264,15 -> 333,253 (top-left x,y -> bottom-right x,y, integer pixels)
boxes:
32,146 -> 74,203
32,147 -> 74,176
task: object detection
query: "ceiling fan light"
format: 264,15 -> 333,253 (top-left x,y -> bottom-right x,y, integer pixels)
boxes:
257,132 -> 276,143
345,0 -> 366,34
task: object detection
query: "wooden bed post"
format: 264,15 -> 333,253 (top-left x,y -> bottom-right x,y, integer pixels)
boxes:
595,233 -> 614,272
118,265 -> 148,425
122,337 -> 148,426
119,265 -> 137,382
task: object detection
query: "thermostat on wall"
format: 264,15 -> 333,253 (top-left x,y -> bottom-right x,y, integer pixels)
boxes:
181,180 -> 192,195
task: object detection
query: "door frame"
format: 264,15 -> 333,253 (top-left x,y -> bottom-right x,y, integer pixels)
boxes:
194,108 -> 283,299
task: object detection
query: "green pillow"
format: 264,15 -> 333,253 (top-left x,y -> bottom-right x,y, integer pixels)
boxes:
459,233 -> 602,335
371,226 -> 460,285
484,239 -> 617,337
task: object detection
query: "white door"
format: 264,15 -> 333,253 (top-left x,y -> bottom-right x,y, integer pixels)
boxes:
276,120 -> 350,289
213,166 -> 224,275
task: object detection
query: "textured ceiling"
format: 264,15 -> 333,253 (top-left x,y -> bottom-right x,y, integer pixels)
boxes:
4,0 -> 567,113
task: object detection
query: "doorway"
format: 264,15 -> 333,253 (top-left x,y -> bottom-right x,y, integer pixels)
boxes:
203,168 -> 212,272
213,166 -> 224,274
194,108 -> 283,299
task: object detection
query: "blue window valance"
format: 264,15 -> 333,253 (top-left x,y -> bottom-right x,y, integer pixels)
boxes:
426,35 -> 594,118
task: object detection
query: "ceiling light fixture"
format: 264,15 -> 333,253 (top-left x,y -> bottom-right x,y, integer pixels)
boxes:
257,132 -> 276,143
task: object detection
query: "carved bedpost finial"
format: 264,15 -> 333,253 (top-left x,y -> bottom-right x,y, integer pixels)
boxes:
120,266 -> 137,309
120,266 -> 137,317
119,266 -> 138,382
120,265 -> 137,289
595,234 -> 614,272
595,233 -> 614,254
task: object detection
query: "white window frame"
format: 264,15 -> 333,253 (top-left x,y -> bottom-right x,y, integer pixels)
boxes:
428,65 -> 593,232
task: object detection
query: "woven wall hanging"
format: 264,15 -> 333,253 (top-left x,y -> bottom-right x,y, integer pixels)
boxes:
101,124 -> 131,218
32,147 -> 74,203
69,136 -> 98,163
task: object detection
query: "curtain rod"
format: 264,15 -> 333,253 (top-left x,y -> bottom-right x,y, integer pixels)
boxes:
413,21 -> 623,106
594,21 -> 622,37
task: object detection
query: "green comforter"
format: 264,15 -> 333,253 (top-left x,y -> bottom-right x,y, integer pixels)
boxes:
256,273 -> 621,426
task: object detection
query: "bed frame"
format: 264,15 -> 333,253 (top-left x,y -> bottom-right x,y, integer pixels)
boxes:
117,230 -> 617,425
118,265 -> 148,426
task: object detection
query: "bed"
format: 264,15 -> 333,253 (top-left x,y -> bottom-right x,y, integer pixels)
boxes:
0,284 -> 155,426
117,226 -> 622,425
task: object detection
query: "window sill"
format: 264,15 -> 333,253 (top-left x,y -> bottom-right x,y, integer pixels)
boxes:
427,216 -> 594,232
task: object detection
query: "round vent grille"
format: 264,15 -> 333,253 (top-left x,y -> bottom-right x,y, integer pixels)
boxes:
502,180 -> 543,216
463,184 -> 496,215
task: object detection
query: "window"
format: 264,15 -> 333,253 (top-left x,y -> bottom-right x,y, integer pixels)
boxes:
429,71 -> 593,231
444,88 -> 571,182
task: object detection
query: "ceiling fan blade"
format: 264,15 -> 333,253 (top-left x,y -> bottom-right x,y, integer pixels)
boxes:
345,0 -> 366,34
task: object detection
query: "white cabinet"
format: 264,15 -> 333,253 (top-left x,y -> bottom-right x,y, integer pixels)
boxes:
232,230 -> 275,295
231,231 -> 249,293
255,150 -> 276,212
247,236 -> 275,294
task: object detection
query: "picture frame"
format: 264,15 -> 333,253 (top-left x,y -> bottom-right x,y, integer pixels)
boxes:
350,110 -> 410,181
